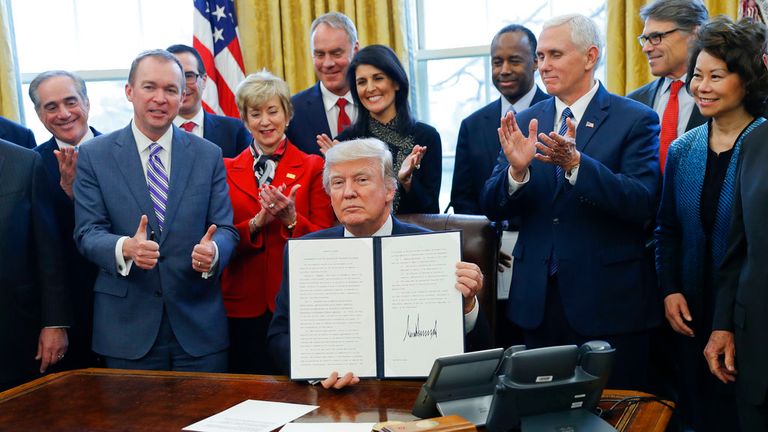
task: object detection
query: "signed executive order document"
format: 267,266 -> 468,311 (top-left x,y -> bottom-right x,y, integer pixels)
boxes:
288,231 -> 465,380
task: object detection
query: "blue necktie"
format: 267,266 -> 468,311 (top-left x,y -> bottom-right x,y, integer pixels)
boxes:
549,107 -> 573,276
147,143 -> 169,232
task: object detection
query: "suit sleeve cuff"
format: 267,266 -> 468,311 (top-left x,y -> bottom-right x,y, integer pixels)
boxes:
115,236 -> 133,276
202,241 -> 220,279
506,167 -> 530,195
463,297 -> 479,334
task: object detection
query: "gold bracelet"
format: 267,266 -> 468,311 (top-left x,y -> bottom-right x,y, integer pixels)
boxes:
286,218 -> 298,230
249,217 -> 258,233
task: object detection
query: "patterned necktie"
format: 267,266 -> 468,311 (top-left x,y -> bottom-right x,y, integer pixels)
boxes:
336,98 -> 351,134
554,107 -> 574,185
180,121 -> 195,133
659,80 -> 684,173
549,107 -> 573,276
147,143 -> 169,232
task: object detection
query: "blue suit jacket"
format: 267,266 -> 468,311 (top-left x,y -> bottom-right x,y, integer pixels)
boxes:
73,124 -> 239,359
34,128 -> 101,367
627,77 -> 706,133
0,116 -> 36,149
0,140 -> 69,385
450,87 -> 550,215
480,83 -> 661,336
267,217 -> 490,373
202,112 -> 251,158
286,82 -> 331,156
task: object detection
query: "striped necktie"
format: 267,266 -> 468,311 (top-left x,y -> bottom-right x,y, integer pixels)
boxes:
554,107 -> 573,186
147,143 -> 169,232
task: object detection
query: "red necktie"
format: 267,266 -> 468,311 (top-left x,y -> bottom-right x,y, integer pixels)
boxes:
659,80 -> 683,173
180,121 -> 196,133
336,98 -> 351,134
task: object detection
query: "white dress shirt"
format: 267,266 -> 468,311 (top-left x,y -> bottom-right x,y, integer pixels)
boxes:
319,82 -> 357,138
500,83 -> 540,118
55,127 -> 94,149
652,74 -> 695,138
173,108 -> 206,137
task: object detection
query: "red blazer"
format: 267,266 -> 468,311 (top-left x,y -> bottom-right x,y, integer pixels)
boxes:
222,141 -> 335,317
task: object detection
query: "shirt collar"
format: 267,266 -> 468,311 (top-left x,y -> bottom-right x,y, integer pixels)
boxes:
131,120 -> 174,154
554,80 -> 600,128
173,108 -> 205,128
344,214 -> 393,237
510,84 -> 539,115
662,74 -> 688,94
55,127 -> 94,149
319,81 -> 354,113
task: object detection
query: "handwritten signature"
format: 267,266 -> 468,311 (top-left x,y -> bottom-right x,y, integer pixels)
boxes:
403,314 -> 438,341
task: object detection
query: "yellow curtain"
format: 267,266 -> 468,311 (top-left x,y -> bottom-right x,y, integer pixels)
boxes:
235,0 -> 406,96
606,0 -> 739,96
0,0 -> 20,120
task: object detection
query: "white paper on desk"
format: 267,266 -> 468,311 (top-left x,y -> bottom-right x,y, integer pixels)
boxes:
183,399 -> 318,432
280,423 -> 376,432
497,231 -> 519,300
289,237 -> 378,380
381,231 -> 465,377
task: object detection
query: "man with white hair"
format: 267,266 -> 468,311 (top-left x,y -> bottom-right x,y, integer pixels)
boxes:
268,137 -> 488,389
480,14 -> 661,390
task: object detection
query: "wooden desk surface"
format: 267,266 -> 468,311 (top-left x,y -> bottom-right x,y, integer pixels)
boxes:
0,369 -> 672,431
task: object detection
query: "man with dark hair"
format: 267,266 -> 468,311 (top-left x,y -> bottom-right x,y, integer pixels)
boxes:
627,0 -> 709,172
74,50 -> 238,372
0,139 -> 70,391
285,12 -> 360,156
450,24 -> 550,216
29,70 -> 101,369
0,116 -> 36,149
166,44 -> 251,158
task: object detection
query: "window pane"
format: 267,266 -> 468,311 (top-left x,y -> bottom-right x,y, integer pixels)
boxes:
23,80 -> 133,144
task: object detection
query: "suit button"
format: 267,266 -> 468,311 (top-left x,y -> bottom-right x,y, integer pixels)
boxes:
154,290 -> 162,297
553,218 -> 559,224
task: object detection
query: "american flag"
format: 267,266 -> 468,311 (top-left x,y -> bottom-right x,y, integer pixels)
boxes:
193,0 -> 245,118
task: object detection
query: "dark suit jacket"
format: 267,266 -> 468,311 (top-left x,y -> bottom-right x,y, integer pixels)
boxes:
34,128 -> 101,368
222,141 -> 335,317
627,77 -> 706,133
0,116 -> 36,149
286,82 -> 332,156
0,140 -> 70,386
73,124 -> 239,360
712,122 -> 768,405
480,83 -> 661,337
202,112 -> 251,158
450,87 -> 550,215
267,217 -> 490,374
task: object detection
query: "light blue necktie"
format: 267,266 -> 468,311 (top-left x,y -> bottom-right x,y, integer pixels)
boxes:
147,143 -> 169,232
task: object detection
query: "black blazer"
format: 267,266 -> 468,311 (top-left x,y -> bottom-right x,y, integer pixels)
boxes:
202,112 -> 252,158
626,77 -> 706,132
0,116 -> 36,149
267,216 -> 490,374
712,122 -> 768,405
285,82 -> 332,157
450,86 -> 550,215
0,140 -> 70,386
34,129 -> 101,368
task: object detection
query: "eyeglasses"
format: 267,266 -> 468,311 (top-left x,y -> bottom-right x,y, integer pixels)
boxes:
184,72 -> 201,83
637,28 -> 681,47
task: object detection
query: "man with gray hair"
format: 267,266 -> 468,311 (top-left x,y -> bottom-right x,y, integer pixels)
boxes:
268,137 -> 487,389
73,50 -> 238,372
29,70 -> 101,370
628,0 -> 709,172
480,14 -> 660,390
286,12 -> 360,156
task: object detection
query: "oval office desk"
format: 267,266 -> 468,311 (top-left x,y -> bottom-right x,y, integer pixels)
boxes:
0,369 -> 672,431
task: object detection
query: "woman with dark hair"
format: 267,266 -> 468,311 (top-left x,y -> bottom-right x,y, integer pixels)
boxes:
318,44 -> 442,214
655,16 -> 768,432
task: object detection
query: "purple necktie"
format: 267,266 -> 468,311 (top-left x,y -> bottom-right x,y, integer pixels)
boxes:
147,143 -> 169,232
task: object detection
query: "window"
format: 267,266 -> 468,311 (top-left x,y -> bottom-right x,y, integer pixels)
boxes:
11,0 -> 192,142
406,0 -> 607,211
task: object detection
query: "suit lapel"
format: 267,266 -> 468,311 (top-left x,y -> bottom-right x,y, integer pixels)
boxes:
161,126 -> 194,245
575,84 -> 609,154
271,144 -> 305,190
482,99 -> 502,166
112,125 -> 160,232
307,83 -> 332,137
227,150 -> 260,202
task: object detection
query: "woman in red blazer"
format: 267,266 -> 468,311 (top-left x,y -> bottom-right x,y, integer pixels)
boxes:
223,71 -> 335,374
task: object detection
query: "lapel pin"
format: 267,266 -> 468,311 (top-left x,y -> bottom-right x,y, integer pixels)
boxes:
586,121 -> 595,128
286,173 -> 296,179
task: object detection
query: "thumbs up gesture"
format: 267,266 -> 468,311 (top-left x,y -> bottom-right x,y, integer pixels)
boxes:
122,215 -> 160,269
192,224 -> 217,273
